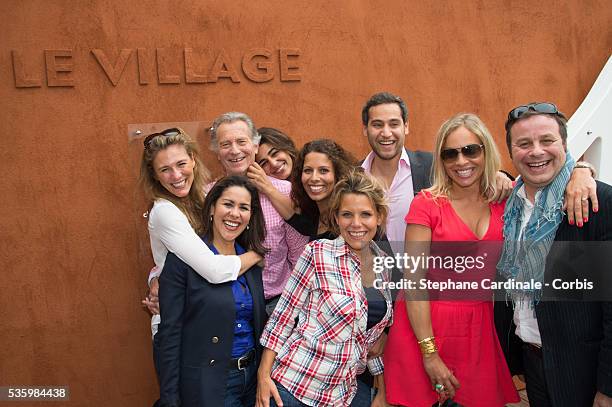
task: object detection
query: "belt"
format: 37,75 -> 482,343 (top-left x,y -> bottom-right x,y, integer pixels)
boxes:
228,349 -> 255,370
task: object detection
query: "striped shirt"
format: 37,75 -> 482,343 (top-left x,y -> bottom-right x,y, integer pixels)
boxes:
260,237 -> 393,406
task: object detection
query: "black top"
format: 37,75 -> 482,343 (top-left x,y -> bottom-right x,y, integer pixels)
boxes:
364,286 -> 387,330
287,212 -> 318,238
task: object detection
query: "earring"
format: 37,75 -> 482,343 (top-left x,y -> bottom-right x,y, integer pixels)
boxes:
246,224 -> 250,230
210,215 -> 213,222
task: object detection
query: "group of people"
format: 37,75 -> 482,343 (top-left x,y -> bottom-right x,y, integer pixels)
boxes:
138,91 -> 612,407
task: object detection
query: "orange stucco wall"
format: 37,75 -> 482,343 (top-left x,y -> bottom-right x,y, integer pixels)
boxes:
1,1 -> 610,405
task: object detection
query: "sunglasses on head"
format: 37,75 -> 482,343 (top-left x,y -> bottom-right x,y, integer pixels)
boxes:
507,102 -> 559,122
143,128 -> 182,148
440,144 -> 484,162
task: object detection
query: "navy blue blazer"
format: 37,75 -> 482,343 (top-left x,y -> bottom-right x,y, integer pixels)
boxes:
496,181 -> 612,406
156,252 -> 266,407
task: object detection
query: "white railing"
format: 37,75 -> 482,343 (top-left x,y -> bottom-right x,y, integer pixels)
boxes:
568,55 -> 612,183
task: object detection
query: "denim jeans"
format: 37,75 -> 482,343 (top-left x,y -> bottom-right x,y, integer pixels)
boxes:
270,380 -> 375,407
270,382 -> 309,407
349,379 -> 375,407
224,361 -> 257,407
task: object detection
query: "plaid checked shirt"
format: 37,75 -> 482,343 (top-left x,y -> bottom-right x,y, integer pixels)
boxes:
260,237 -> 393,407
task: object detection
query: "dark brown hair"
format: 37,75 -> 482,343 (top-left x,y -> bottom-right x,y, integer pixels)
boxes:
258,127 -> 298,167
290,139 -> 356,220
201,176 -> 268,256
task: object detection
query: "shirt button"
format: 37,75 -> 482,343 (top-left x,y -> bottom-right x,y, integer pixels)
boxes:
237,324 -> 242,328
211,336 -> 219,343
209,359 -> 215,366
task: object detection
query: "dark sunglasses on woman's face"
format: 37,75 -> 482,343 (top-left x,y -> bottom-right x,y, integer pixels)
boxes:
440,144 -> 484,162
143,128 -> 182,148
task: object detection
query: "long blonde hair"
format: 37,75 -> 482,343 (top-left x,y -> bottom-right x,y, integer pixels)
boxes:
428,113 -> 500,199
139,129 -> 211,233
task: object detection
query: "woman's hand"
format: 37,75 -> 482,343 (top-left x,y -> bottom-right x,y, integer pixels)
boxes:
371,390 -> 392,407
247,163 -> 275,196
422,353 -> 460,398
372,374 -> 392,407
255,372 -> 283,407
141,277 -> 160,314
564,166 -> 598,226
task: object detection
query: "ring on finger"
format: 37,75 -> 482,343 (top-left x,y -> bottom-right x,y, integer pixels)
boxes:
434,383 -> 445,392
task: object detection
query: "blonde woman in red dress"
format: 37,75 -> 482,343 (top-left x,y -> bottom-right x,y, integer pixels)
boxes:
383,113 -> 519,407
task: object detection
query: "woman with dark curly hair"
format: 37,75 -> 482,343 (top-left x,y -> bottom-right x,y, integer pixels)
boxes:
288,138 -> 357,239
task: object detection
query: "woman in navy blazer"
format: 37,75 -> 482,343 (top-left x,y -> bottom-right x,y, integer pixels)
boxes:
156,176 -> 268,407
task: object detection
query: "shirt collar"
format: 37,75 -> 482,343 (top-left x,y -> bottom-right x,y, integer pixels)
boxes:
332,236 -> 387,260
361,148 -> 411,171
516,184 -> 540,209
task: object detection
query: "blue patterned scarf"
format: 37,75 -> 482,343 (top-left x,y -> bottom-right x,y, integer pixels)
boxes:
497,153 -> 575,305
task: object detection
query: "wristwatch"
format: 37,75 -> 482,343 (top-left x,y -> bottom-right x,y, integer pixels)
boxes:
574,161 -> 597,178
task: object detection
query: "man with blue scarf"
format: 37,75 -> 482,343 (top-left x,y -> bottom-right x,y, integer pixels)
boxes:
496,102 -> 612,407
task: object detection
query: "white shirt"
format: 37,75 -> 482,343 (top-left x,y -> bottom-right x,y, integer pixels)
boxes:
361,148 -> 414,246
512,186 -> 543,346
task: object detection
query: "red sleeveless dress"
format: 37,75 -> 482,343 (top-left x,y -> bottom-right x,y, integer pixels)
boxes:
383,192 -> 519,407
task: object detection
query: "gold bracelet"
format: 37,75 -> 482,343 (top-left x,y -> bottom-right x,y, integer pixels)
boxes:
417,336 -> 438,355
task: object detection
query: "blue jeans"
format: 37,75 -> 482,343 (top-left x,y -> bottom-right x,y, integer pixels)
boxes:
270,382 -> 309,407
270,380 -> 375,407
224,361 -> 257,407
349,379 -> 375,407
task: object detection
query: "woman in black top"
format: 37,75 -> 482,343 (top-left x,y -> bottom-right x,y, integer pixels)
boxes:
288,139 -> 357,240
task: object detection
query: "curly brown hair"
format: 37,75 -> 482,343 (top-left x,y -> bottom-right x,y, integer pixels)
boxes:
290,139 -> 357,221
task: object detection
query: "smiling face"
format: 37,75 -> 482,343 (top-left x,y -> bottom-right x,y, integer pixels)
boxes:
509,114 -> 566,200
152,144 -> 196,198
363,103 -> 409,161
210,185 -> 252,246
256,142 -> 293,180
336,193 -> 381,254
301,152 -> 336,204
441,126 -> 485,191
215,121 -> 257,176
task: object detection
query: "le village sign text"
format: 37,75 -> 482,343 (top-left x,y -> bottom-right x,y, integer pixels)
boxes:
11,47 -> 302,88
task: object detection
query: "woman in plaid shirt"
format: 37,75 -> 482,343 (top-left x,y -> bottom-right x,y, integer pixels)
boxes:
256,170 -> 394,407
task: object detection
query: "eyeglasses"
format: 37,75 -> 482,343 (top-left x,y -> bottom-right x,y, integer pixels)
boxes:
142,128 -> 182,149
440,144 -> 484,162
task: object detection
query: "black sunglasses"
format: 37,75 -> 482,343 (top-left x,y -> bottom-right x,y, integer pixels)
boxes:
440,144 -> 484,162
142,128 -> 182,148
507,102 -> 559,122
